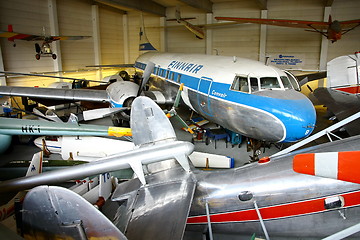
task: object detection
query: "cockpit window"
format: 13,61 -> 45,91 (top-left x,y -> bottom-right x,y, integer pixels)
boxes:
231,76 -> 259,93
260,77 -> 280,89
249,78 -> 259,92
280,76 -> 294,89
231,76 -> 248,92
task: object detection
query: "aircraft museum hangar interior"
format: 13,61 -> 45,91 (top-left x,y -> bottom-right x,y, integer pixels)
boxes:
0,0 -> 360,239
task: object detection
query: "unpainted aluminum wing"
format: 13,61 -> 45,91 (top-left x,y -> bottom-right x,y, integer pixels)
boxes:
0,86 -> 109,102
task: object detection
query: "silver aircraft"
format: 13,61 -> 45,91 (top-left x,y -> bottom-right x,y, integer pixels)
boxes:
1,97 -> 360,239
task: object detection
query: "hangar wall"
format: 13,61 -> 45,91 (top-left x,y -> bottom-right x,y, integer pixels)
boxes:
0,0 -> 359,87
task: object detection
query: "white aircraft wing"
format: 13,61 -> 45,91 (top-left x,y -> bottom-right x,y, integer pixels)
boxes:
0,86 -> 109,102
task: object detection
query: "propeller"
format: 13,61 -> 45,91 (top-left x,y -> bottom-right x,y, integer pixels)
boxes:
136,62 -> 155,97
164,83 -> 194,134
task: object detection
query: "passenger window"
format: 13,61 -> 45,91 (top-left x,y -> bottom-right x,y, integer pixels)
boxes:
176,74 -> 182,83
169,71 -> 174,81
231,76 -> 249,92
260,77 -> 280,89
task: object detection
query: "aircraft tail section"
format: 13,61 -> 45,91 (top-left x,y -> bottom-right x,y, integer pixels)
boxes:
25,151 -> 43,177
0,151 -> 43,221
130,96 -> 176,146
139,13 -> 157,51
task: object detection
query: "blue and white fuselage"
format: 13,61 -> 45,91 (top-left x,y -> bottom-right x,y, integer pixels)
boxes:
134,52 -> 316,143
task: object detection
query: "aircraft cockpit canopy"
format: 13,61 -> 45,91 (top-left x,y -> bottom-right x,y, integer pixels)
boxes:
231,73 -> 300,93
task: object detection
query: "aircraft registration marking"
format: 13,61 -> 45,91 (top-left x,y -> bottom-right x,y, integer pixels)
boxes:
187,190 -> 360,224
21,125 -> 41,133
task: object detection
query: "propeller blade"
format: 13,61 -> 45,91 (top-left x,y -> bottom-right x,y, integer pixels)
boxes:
137,62 -> 155,96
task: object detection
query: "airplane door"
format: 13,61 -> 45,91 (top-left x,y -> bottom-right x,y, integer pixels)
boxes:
196,77 -> 213,116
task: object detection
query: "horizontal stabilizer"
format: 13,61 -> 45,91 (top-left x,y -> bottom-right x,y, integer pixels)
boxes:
293,151 -> 360,184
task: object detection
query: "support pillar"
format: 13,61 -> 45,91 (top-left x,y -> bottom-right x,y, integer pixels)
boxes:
48,0 -> 62,73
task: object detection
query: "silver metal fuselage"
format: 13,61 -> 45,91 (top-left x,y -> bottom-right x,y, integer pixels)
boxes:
186,136 -> 360,237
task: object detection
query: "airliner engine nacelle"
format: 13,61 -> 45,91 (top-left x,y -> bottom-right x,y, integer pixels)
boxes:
106,81 -> 139,124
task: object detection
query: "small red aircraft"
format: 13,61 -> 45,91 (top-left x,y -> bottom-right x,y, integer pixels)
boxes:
215,16 -> 360,42
0,25 -> 90,60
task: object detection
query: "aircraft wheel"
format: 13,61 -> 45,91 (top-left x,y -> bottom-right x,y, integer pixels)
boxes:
52,54 -> 57,60
35,54 -> 40,60
35,43 -> 41,53
205,137 -> 210,145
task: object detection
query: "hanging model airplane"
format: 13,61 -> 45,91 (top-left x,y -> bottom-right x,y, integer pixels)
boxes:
215,15 -> 360,42
1,96 -> 360,239
0,24 -> 91,60
166,8 -> 205,39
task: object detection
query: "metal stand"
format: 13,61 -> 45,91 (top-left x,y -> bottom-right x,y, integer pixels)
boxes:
205,200 -> 214,240
254,200 -> 270,240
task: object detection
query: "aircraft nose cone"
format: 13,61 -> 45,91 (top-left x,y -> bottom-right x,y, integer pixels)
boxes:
33,137 -> 44,149
282,95 -> 316,142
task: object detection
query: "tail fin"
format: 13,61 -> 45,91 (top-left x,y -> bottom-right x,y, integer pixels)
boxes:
139,13 -> 157,51
26,151 -> 43,176
0,151 -> 43,221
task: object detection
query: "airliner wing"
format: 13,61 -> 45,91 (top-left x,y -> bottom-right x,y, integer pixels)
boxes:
0,86 -> 109,103
215,17 -> 330,30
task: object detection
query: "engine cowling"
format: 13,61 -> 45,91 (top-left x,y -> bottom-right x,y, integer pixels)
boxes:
106,81 -> 139,125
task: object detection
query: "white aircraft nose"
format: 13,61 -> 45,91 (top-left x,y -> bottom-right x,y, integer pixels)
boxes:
33,137 -> 44,150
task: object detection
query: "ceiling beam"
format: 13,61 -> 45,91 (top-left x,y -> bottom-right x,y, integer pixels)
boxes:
94,0 -> 166,16
178,0 -> 213,13
255,0 -> 267,10
92,1 -> 127,14
324,0 -> 334,7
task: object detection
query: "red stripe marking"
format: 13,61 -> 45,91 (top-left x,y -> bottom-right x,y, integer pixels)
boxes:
338,151 -> 360,184
187,190 -> 360,224
293,153 -> 315,175
335,86 -> 360,94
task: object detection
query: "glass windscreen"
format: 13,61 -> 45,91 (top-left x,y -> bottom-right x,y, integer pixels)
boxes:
260,77 -> 280,89
280,76 -> 294,89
